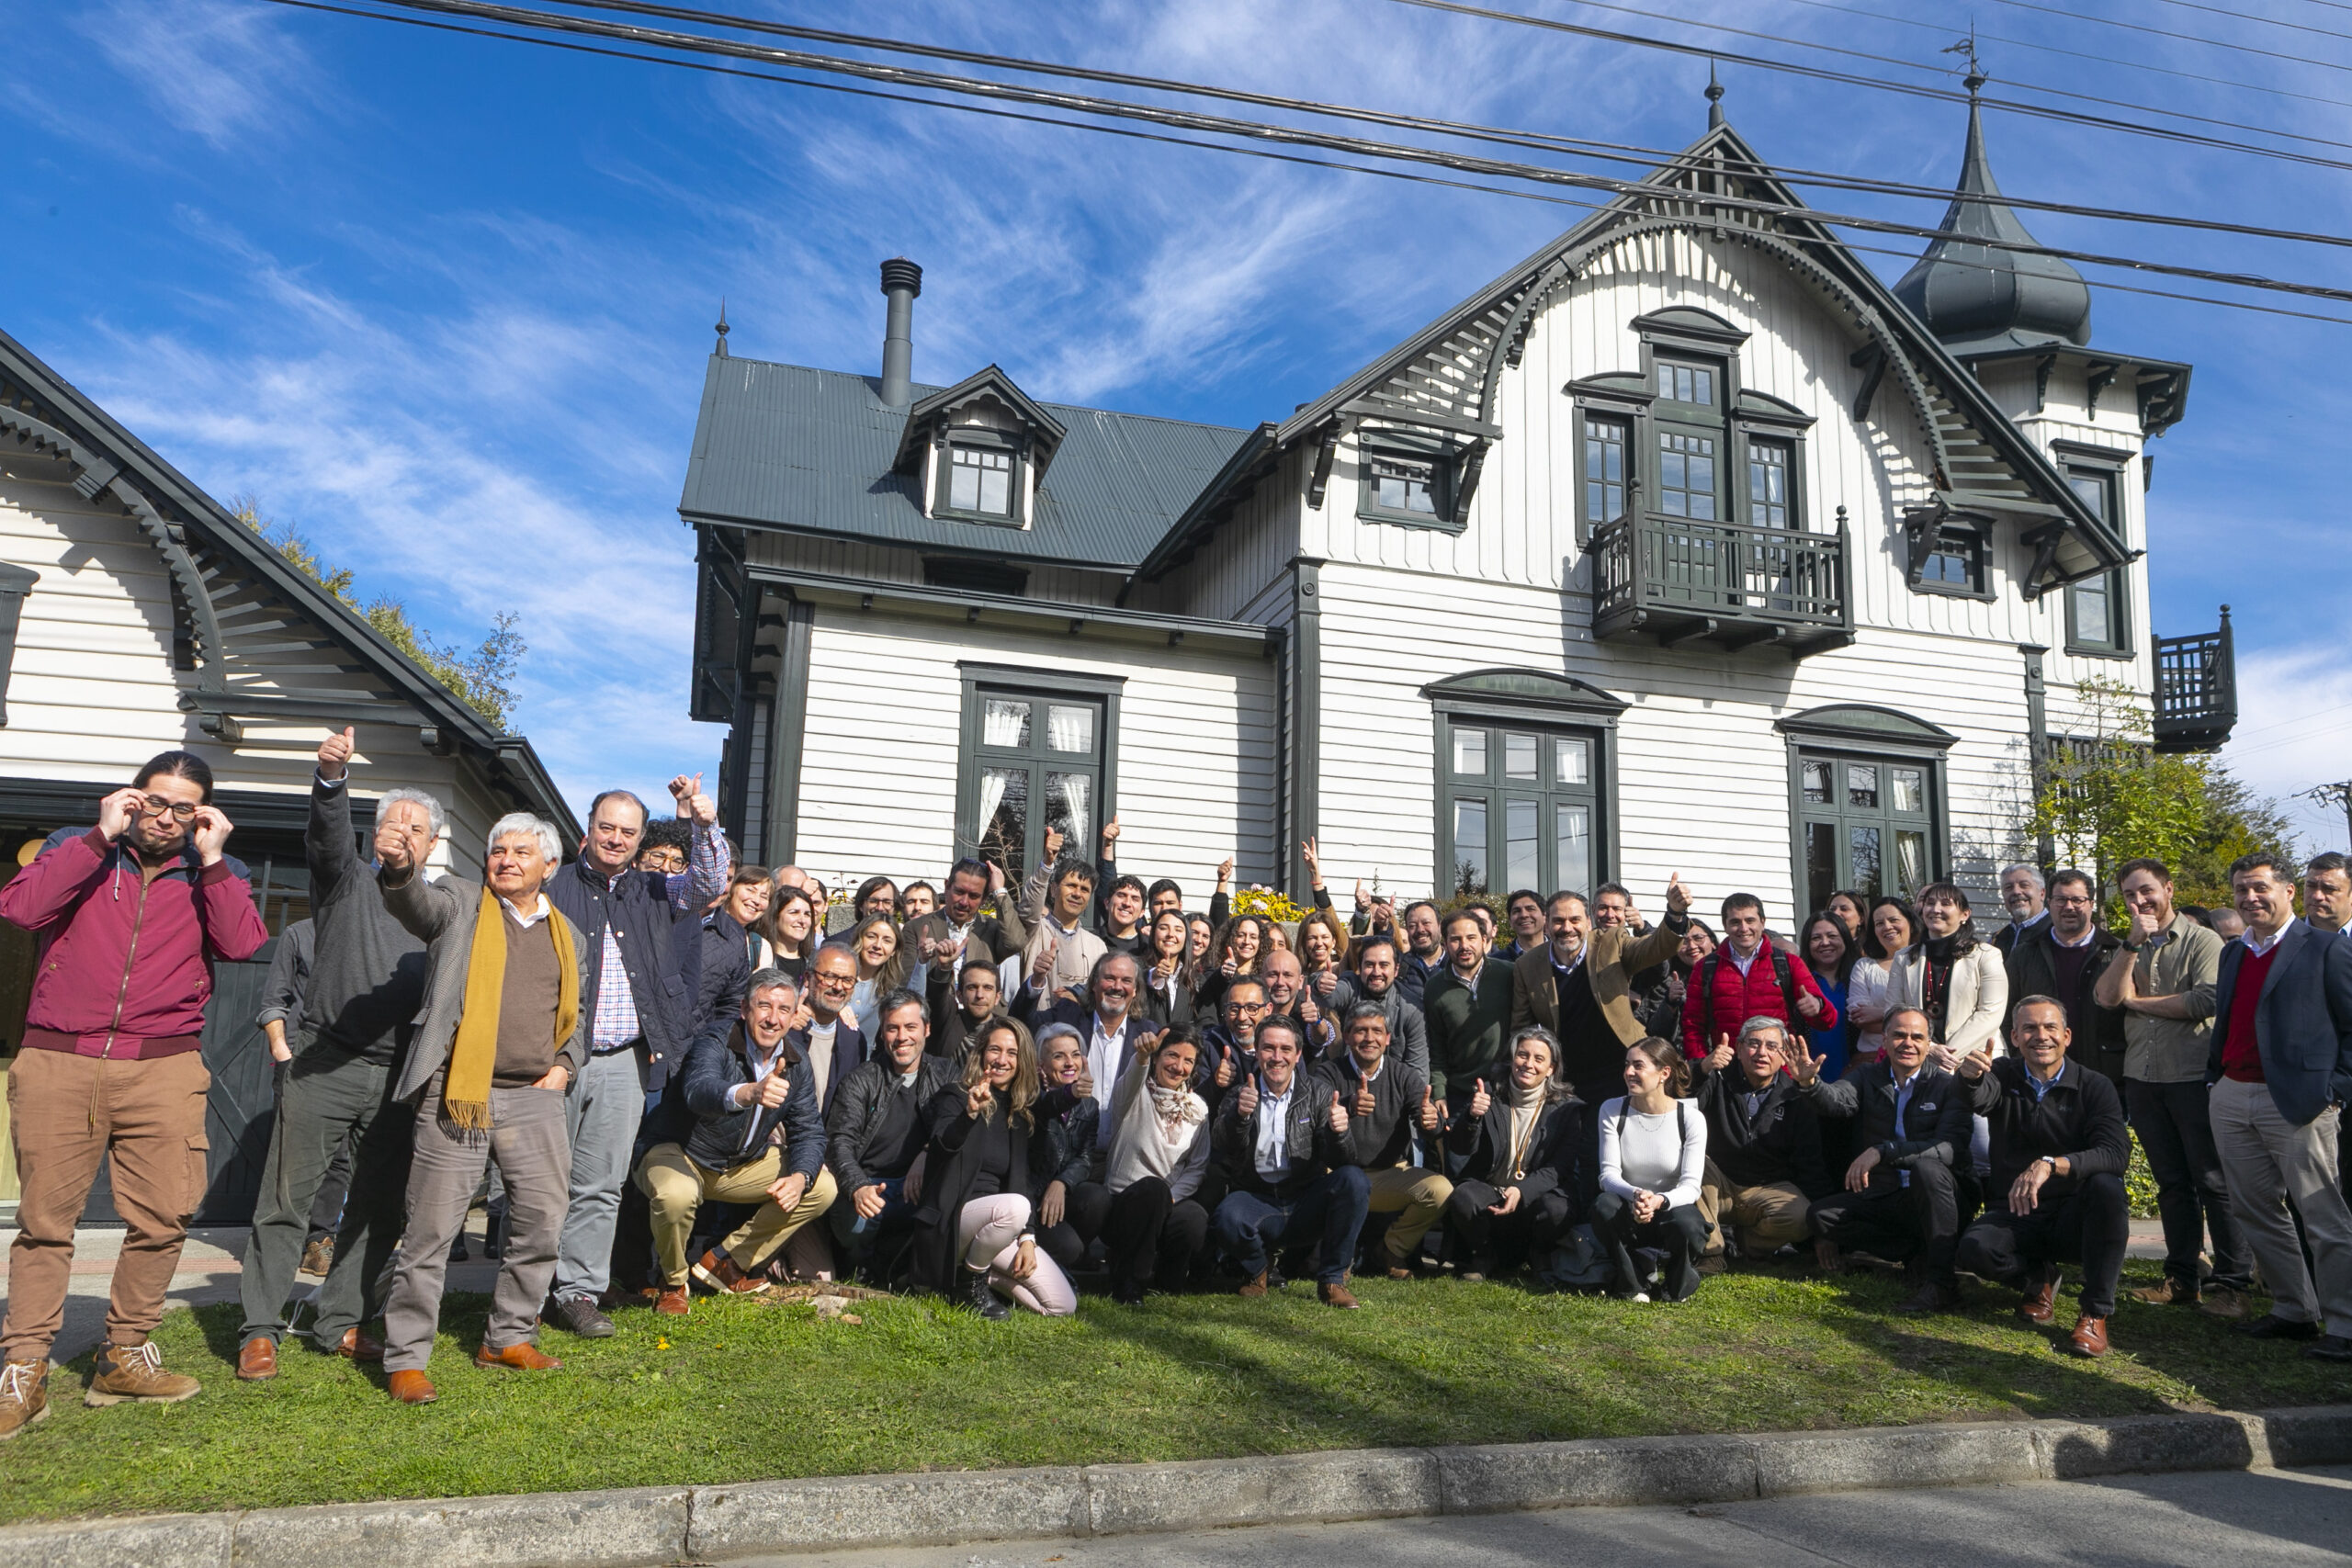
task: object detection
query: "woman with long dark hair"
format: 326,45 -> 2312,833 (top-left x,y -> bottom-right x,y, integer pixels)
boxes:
1591,1037 -> 1710,1303
1099,1026 -> 1213,1303
1638,918 -> 1715,1043
763,884 -> 818,987
1193,913 -> 1269,1019
1139,908 -> 1197,1028
1884,882 -> 2007,1066
1844,897 -> 1915,1065
1799,911 -> 1860,1083
1443,1027 -> 1587,1280
910,1017 -> 1075,1319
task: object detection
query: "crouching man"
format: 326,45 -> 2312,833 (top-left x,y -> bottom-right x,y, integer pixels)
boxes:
635,969 -> 836,1314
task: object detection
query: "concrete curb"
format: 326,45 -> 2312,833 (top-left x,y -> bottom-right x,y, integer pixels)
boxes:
5,1404 -> 2346,1568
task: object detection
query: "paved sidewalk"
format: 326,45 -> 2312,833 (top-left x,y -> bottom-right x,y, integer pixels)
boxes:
0,1210 -> 507,1361
753,1463 -> 2352,1568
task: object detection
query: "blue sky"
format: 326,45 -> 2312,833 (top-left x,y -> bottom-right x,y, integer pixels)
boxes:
3,0 -> 2345,843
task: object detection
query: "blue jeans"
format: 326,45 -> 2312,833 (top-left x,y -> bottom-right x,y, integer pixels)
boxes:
1215,1167 -> 1370,1286
829,1176 -> 912,1253
552,1045 -> 649,1303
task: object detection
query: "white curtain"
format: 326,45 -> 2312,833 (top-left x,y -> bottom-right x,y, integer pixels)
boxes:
975,768 -> 1013,844
1046,704 -> 1093,754
983,699 -> 1028,748
1055,773 -> 1091,849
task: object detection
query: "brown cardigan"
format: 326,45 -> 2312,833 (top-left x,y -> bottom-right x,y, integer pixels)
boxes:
1510,919 -> 1685,1046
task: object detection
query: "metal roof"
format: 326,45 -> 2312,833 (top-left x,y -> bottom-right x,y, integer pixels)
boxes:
678,357 -> 1252,570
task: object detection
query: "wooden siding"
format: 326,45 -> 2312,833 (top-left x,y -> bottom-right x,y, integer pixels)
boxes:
1314,558 -> 2039,912
786,610 -> 1280,897
0,452 -> 518,878
1127,447 -> 1300,623
745,528 -> 1128,607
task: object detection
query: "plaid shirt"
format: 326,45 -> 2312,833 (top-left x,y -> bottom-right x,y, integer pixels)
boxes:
588,820 -> 729,1052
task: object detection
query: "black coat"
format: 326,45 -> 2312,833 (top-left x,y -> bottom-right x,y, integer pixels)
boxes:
911,1086 -> 1038,1293
1804,1060 -> 1969,1192
1689,1060 -> 1835,1199
1444,1092 -> 1588,1213
1210,1072 -> 1349,1200
824,1054 -> 958,1191
1032,1084 -> 1098,1199
695,910 -> 755,1031
922,960 -> 1009,1062
547,857 -> 699,1064
1307,1055 -> 1433,1170
1967,1056 -> 2130,1198
2004,924 -> 2128,1084
677,1019 -> 825,1179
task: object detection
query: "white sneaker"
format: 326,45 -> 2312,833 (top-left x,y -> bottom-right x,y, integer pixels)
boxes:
1631,1292 -> 1651,1303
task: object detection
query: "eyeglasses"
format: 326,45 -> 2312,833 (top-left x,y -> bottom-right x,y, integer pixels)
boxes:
1228,999 -> 1271,1014
140,795 -> 198,823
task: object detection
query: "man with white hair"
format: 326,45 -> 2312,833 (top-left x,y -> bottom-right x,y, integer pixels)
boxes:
374,808 -> 588,1405
1994,863 -> 2048,959
234,728 -> 444,1383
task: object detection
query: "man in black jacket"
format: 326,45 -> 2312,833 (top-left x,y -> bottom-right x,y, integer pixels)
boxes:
632,970 -> 833,1315
1210,1017 -> 1368,1308
1956,995 -> 2132,1358
1691,1017 -> 1832,1265
904,858 -> 1026,980
235,728 -> 436,1380
2004,869 -> 2126,1084
545,777 -> 727,1338
825,989 -> 957,1275
923,956 -> 1009,1063
1799,1008 -> 1972,1313
1312,1003 -> 1448,1280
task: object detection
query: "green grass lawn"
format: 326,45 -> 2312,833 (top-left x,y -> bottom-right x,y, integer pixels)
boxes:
6,1255 -> 2346,1526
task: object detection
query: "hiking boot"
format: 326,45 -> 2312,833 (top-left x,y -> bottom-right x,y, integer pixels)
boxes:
1695,1253 -> 1727,1276
1318,1280 -> 1360,1310
473,1342 -> 561,1371
1458,1254 -> 1498,1283
1237,1269 -> 1272,1299
2016,1269 -> 2061,1325
542,1294 -> 616,1338
2130,1276 -> 2199,1307
300,1236 -> 335,1277
965,1266 -> 1011,1321
2067,1315 -> 2110,1359
85,1340 -> 199,1406
235,1337 -> 278,1382
691,1249 -> 772,1296
2304,1335 -> 2352,1362
655,1287 -> 692,1316
0,1361 -> 49,1440
2199,1287 -> 2253,1321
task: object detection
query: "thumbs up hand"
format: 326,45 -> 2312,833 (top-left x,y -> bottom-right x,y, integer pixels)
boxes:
1327,1089 -> 1350,1135
1469,1077 -> 1491,1118
1237,1073 -> 1260,1118
1706,1033 -> 1735,1072
317,726 -> 356,781
1353,1075 -> 1377,1120
1417,1083 -> 1442,1132
1214,1045 -> 1238,1089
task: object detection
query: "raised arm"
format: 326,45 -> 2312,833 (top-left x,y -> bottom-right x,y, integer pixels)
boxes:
306,728 -> 368,902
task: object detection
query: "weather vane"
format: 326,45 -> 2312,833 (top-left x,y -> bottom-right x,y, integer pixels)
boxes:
1942,29 -> 1986,92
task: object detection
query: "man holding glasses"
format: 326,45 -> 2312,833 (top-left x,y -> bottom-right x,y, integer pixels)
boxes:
0,751 -> 268,1437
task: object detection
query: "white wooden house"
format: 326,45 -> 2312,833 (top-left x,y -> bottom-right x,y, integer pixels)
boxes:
682,99 -> 2234,917
0,324 -> 579,1219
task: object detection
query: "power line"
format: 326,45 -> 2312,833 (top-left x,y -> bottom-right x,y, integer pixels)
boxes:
2154,0 -> 2352,36
289,0 -> 2352,310
1390,0 -> 2352,164
255,0 -> 2352,329
1990,0 -> 2352,73
544,0 -> 2352,258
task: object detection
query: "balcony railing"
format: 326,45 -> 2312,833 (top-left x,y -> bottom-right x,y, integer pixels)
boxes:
1591,512 -> 1852,655
2153,607 -> 2236,753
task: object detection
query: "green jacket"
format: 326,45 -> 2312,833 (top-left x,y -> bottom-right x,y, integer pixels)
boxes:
1423,957 -> 1516,1100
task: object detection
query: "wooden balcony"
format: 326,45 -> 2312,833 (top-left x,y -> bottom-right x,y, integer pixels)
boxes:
2153,608 -> 2236,753
1590,512 -> 1853,656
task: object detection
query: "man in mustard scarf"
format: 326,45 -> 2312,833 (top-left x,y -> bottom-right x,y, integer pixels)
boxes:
375,811 -> 587,1405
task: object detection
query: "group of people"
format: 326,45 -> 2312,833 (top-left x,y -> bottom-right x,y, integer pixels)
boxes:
2,741 -> 2347,1435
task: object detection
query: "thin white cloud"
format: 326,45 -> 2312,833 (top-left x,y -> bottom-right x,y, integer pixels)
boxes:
74,0 -> 322,149
2222,643 -> 2352,852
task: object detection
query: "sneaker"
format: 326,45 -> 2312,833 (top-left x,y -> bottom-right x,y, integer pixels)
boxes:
2304,1335 -> 2352,1362
85,1341 -> 199,1406
541,1294 -> 616,1339
2130,1276 -> 2199,1307
2199,1286 -> 2253,1321
0,1361 -> 49,1439
299,1237 -> 335,1278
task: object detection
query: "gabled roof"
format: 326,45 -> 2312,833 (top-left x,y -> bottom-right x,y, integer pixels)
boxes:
0,325 -> 579,839
678,356 -> 1252,571
1142,119 -> 2130,593
889,364 -> 1069,475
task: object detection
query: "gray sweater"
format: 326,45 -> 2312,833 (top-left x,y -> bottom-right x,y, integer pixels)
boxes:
306,773 -> 429,1064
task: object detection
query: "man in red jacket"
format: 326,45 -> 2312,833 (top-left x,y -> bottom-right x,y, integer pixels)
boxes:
1679,893 -> 1836,1060
0,750 -> 267,1438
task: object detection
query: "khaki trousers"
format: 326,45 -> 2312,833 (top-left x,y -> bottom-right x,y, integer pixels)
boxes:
3,1049 -> 209,1361
1366,1164 -> 1452,1262
636,1144 -> 837,1288
1702,1159 -> 1813,1257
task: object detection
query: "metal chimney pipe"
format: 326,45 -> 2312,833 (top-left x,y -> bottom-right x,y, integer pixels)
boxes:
879,257 -> 922,407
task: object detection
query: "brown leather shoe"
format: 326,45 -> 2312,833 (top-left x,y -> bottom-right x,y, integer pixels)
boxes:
1318,1280 -> 1361,1310
655,1287 -> 692,1316
387,1370 -> 438,1405
2130,1276 -> 2199,1307
1384,1264 -> 1414,1281
85,1341 -> 199,1405
235,1337 -> 278,1382
692,1249 -> 772,1295
2016,1269 -> 2061,1325
1237,1270 -> 1271,1299
2068,1314 -> 2110,1358
473,1342 -> 562,1371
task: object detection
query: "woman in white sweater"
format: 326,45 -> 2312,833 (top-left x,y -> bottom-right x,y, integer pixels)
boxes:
1099,1027 -> 1213,1303
1843,896 -> 1917,1065
1594,1037 -> 1711,1303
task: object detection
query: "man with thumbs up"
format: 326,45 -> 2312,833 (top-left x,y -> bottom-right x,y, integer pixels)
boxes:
1313,1004 -> 1451,1280
1209,1018 -> 1369,1308
236,726 -> 443,1382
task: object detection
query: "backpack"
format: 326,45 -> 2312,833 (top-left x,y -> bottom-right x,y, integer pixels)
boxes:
1698,946 -> 1802,1034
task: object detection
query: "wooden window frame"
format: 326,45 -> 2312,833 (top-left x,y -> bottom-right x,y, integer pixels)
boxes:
2060,458 -> 2132,659
1777,705 -> 1955,919
954,662 -> 1123,874
1355,430 -> 1465,534
1426,679 -> 1623,901
1909,522 -> 1994,601
933,430 -> 1029,527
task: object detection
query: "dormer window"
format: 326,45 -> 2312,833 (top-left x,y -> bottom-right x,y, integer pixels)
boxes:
1369,450 -> 1444,518
945,443 -> 1015,518
1357,432 -> 1463,531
